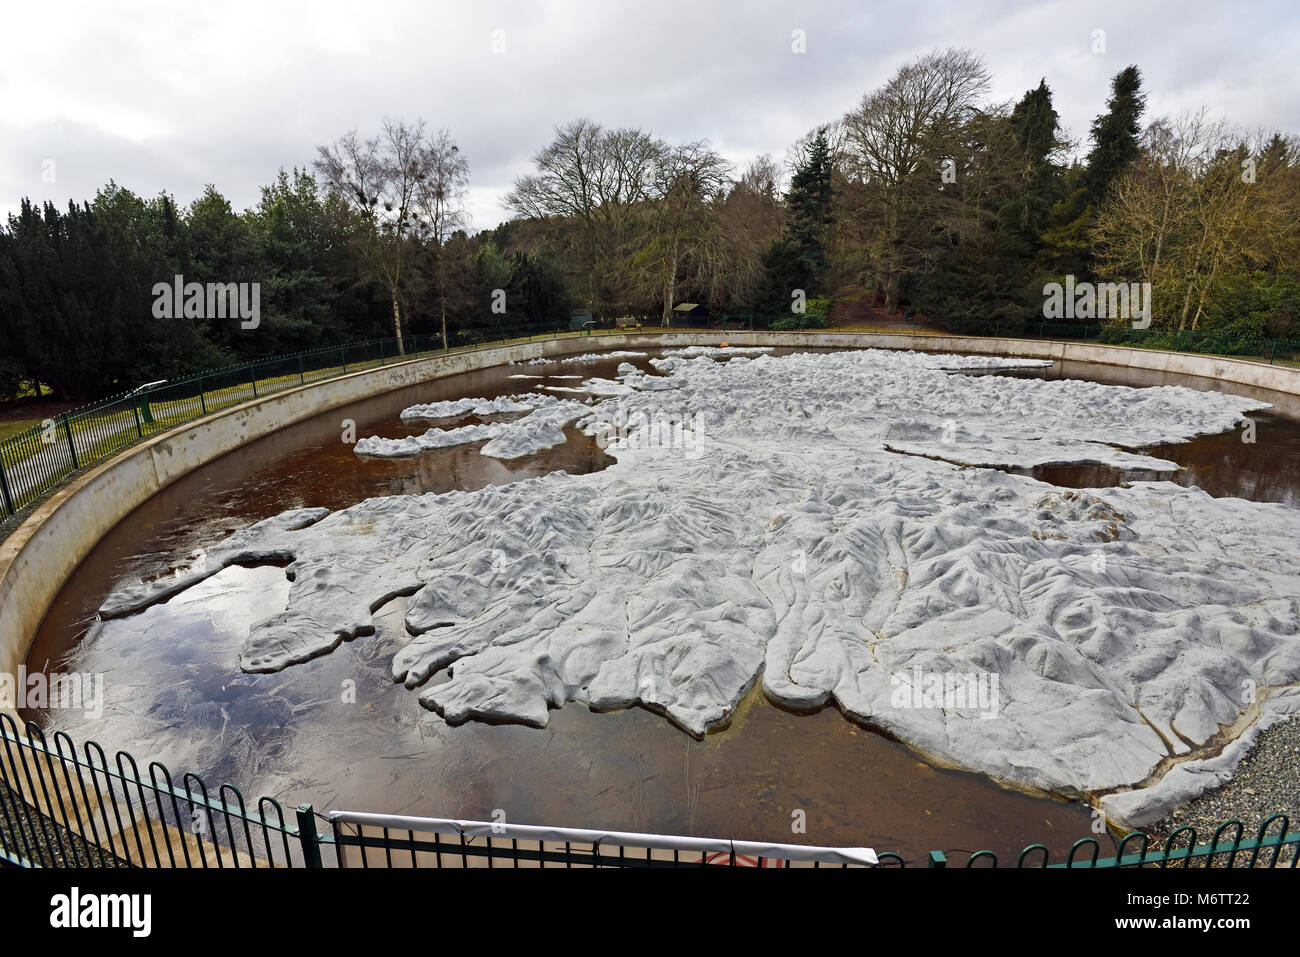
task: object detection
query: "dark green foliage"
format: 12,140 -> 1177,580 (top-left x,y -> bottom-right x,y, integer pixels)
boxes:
246,168 -> 377,353
755,238 -> 814,316
510,251 -> 573,327
1205,272 -> 1300,339
472,240 -> 514,328
1082,66 -> 1147,206
754,128 -> 833,315
1032,67 -> 1147,287
0,188 -> 225,400
999,79 -> 1063,258
783,128 -> 834,296
0,354 -> 24,400
0,172 -> 390,400
908,80 -> 1067,328
466,241 -> 574,333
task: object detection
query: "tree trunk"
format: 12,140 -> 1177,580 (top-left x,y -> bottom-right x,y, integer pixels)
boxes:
392,294 -> 405,354
662,245 -> 678,326
440,293 -> 448,353
436,246 -> 449,353
1177,280 -> 1195,332
884,268 -> 900,314
587,237 -> 599,323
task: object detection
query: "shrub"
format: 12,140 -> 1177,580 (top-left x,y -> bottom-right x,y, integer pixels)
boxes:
770,313 -> 830,331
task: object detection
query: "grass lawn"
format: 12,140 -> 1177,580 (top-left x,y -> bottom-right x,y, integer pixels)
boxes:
0,419 -> 42,444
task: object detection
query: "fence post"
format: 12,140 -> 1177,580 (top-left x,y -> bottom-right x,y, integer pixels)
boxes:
1270,339 -> 1277,364
295,804 -> 324,869
0,454 -> 14,515
379,339 -> 385,366
132,401 -> 143,438
249,365 -> 258,398
298,354 -> 305,384
341,346 -> 348,373
61,414 -> 78,470
199,377 -> 207,415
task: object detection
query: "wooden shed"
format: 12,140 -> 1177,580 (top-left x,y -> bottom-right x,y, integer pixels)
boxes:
671,302 -> 710,327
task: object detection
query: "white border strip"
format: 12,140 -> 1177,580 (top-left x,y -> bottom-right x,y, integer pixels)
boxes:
329,810 -> 879,865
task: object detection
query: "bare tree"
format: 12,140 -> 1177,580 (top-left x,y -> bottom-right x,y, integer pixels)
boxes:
315,118 -> 447,352
507,118 -> 664,317
636,141 -> 732,324
414,129 -> 470,350
839,48 -> 992,311
712,155 -> 785,308
1094,111 -> 1286,330
738,153 -> 783,201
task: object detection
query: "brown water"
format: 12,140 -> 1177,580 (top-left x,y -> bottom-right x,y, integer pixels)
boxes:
975,361 -> 1300,505
25,349 -> 1300,861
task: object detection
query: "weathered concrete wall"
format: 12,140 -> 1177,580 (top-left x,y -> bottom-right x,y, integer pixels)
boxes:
654,331 -> 1300,395
5,330 -> 1300,716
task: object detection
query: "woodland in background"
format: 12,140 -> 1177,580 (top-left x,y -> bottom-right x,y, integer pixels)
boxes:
2,48 -> 1297,401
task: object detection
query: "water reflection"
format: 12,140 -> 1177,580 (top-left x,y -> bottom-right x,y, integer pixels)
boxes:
968,362 -> 1300,505
31,348 -> 1296,859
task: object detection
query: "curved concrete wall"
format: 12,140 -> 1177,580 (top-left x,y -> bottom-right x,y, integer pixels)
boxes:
5,330 -> 1300,720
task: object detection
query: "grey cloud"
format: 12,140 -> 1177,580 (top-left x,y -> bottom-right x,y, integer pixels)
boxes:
2,0 -> 1295,229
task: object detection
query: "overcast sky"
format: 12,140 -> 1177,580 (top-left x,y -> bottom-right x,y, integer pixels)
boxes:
2,0 -> 1297,230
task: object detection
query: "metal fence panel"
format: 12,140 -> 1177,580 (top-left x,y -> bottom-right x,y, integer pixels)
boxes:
2,718 -> 1297,870
0,715 -> 301,868
326,811 -> 879,868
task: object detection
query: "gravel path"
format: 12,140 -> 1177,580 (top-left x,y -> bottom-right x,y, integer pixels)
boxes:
1139,716 -> 1300,866
0,782 -> 131,867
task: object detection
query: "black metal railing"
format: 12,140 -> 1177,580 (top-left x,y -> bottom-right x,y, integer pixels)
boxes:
2,717 -> 1296,869
0,714 -> 300,868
